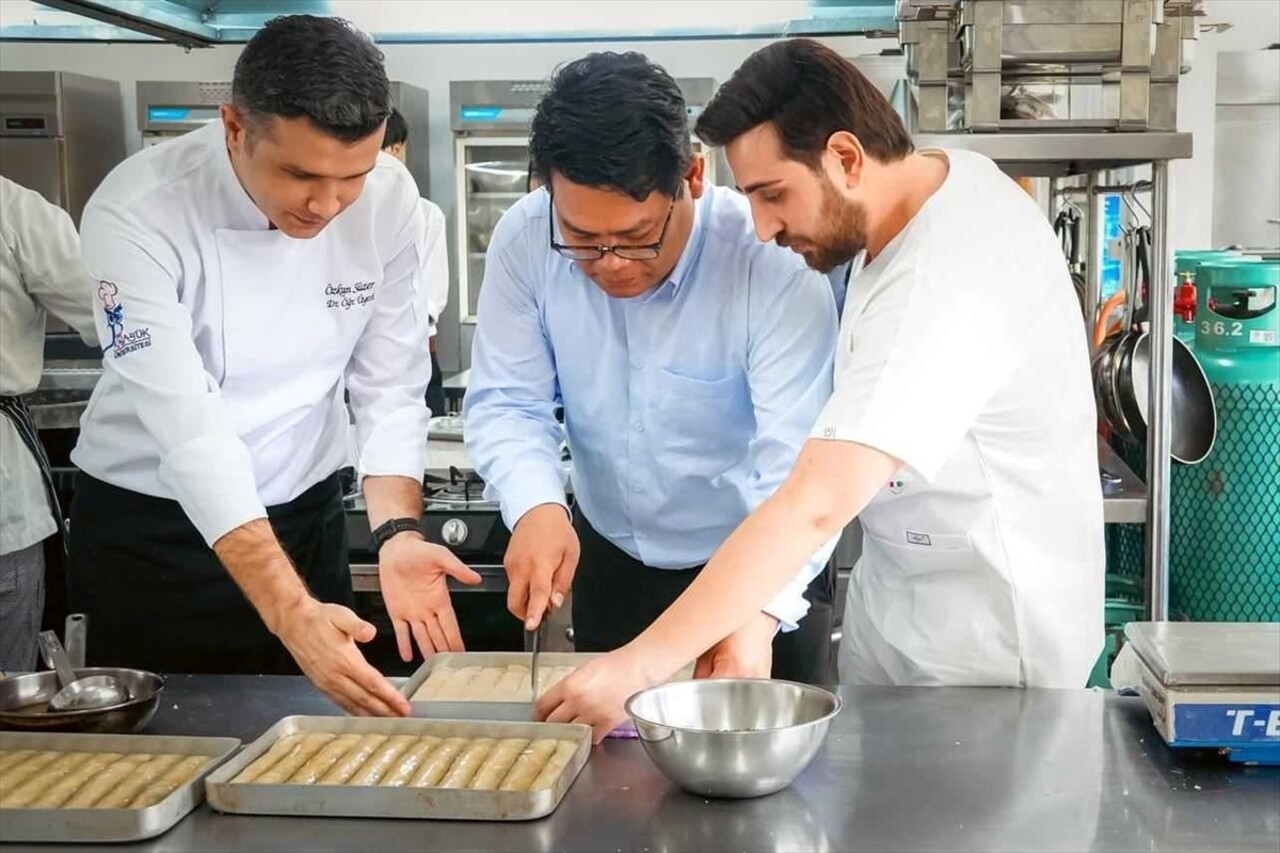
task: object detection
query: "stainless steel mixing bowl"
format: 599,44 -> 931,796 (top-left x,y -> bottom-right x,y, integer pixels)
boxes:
625,678 -> 840,799
0,668 -> 164,733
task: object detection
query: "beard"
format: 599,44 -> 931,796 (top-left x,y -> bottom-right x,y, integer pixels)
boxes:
776,181 -> 868,273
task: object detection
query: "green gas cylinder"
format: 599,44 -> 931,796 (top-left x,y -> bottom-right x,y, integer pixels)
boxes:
1172,250 -> 1257,346
1170,260 -> 1280,621
1103,251 -> 1255,590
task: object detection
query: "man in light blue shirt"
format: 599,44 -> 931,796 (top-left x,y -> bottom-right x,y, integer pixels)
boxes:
464,52 -> 837,680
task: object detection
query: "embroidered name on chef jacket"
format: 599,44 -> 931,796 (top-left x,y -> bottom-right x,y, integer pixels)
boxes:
98,281 -> 152,358
325,280 -> 375,311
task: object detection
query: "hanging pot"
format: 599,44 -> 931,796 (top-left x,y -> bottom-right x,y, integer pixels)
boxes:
1115,331 -> 1217,464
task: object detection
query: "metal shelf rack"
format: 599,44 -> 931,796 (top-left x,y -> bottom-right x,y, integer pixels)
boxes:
912,130 -> 1193,619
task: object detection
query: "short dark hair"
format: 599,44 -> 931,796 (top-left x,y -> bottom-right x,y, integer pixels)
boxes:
232,15 -> 390,144
696,39 -> 912,167
530,52 -> 691,201
383,109 -> 408,149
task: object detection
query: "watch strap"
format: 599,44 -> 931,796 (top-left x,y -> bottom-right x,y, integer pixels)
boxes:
371,517 -> 422,553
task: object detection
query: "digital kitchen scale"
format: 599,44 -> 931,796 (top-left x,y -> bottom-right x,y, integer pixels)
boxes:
1126,622 -> 1280,765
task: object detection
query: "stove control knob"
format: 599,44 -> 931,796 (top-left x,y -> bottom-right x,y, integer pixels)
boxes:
441,518 -> 469,547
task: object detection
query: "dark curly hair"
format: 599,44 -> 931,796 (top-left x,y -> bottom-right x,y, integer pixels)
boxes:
233,15 -> 390,144
530,52 -> 692,201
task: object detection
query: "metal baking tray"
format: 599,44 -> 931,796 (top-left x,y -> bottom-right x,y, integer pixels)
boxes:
400,652 -> 601,721
400,652 -> 693,735
0,730 -> 240,843
204,715 -> 590,821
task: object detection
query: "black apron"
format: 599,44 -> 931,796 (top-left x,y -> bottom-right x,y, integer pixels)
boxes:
66,471 -> 352,674
570,507 -> 835,685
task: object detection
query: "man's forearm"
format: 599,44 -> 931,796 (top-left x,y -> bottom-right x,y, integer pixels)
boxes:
627,439 -> 899,680
363,474 -> 424,530
212,519 -> 311,635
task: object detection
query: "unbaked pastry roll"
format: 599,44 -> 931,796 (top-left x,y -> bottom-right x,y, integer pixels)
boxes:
378,737 -> 442,787
468,738 -> 528,790
496,739 -> 558,791
318,734 -> 388,785
129,755 -> 209,808
93,754 -> 183,808
347,735 -> 417,786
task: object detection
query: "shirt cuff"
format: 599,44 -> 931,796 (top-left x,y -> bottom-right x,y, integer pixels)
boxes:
357,403 -> 430,482
492,462 -> 569,532
763,578 -> 813,633
158,433 -> 267,546
761,534 -> 838,632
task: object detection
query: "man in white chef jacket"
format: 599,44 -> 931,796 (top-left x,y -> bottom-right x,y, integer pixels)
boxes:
67,15 -> 477,716
541,39 -> 1105,741
0,176 -> 98,671
381,109 -> 449,417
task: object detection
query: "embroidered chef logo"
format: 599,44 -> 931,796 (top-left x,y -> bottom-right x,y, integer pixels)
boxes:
97,281 -> 152,358
325,280 -> 375,311
887,479 -> 905,495
905,531 -> 932,547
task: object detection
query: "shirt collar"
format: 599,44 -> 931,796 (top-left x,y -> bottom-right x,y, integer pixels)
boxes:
205,119 -> 271,230
662,185 -> 711,294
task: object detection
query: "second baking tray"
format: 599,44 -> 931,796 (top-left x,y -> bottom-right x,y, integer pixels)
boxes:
399,652 -> 599,722
399,652 -> 694,734
0,730 -> 240,843
204,715 -> 590,821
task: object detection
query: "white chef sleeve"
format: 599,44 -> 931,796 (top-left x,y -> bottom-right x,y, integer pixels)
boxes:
810,256 -> 1026,481
419,198 -> 450,337
5,180 -> 97,344
346,186 -> 432,482
78,201 -> 266,544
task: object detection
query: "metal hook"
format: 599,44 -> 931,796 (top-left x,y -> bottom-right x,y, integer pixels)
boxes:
1120,183 -> 1151,224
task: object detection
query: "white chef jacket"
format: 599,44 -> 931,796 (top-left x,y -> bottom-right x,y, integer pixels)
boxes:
818,149 -> 1104,688
0,177 -> 98,555
417,198 -> 448,338
72,120 -> 432,546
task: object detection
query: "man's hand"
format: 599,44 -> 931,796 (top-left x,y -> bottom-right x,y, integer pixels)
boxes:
506,503 -> 579,630
536,646 -> 660,744
272,597 -> 411,717
693,612 -> 778,679
379,532 -> 482,661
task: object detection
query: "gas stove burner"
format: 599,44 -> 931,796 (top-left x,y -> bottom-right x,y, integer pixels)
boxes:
426,466 -> 498,510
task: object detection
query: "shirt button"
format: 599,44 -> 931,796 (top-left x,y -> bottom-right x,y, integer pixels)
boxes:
822,426 -> 836,438
633,421 -> 644,432
632,483 -> 644,493
632,360 -> 643,370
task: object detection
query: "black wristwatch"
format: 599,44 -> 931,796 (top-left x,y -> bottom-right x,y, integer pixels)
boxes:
371,517 -> 422,553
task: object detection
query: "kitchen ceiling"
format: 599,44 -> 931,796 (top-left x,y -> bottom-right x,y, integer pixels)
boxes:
0,0 -> 900,45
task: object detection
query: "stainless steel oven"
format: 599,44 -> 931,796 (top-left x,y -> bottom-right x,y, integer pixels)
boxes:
0,71 -> 125,226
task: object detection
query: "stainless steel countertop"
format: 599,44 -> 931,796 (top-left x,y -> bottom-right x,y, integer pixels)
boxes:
4,676 -> 1276,852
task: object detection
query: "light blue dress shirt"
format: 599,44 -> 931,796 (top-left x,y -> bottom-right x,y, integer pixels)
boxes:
464,185 -> 838,629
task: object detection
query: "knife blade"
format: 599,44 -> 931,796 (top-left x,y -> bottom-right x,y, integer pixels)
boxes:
529,622 -> 543,701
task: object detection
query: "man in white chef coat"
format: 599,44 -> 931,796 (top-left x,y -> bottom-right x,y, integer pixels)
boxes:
541,39 -> 1105,741
381,109 -> 449,418
67,15 -> 477,716
0,176 -> 98,671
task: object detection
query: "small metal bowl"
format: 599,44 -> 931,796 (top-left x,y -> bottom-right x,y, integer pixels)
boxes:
0,668 -> 165,733
625,679 -> 840,799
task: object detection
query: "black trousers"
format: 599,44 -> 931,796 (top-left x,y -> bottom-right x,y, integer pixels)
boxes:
67,472 -> 352,675
571,509 -> 834,684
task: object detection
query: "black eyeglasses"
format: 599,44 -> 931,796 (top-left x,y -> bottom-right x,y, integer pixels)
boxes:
549,200 -> 675,261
